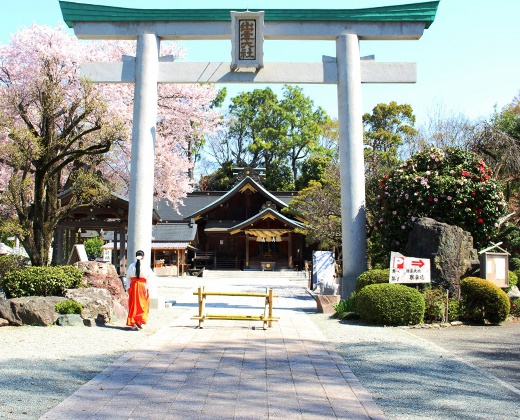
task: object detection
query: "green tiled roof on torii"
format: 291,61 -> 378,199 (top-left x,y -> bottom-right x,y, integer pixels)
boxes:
59,1 -> 439,29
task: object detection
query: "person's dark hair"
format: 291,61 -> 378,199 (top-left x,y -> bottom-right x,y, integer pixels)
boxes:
135,250 -> 144,278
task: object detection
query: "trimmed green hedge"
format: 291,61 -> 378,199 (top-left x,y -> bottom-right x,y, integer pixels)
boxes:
2,266 -> 84,298
460,277 -> 510,324
356,283 -> 425,326
355,269 -> 389,293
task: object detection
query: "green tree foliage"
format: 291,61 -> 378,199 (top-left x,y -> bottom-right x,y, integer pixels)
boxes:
279,86 -> 328,183
495,222 -> 520,262
295,154 -> 334,191
363,102 -> 418,267
471,94 -> 520,217
493,93 -> 520,141
198,161 -> 235,191
374,147 -> 507,261
284,163 -> 341,249
363,102 -> 417,179
214,86 -> 328,191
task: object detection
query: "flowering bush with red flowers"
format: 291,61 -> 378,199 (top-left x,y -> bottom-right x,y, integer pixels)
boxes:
375,147 -> 507,256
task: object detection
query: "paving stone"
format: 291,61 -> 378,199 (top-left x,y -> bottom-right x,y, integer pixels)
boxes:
42,280 -> 385,420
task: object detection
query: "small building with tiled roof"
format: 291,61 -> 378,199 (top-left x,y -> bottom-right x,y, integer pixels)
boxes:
159,171 -> 310,271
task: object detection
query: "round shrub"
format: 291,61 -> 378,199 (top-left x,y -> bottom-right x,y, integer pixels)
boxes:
460,277 -> 510,324
83,236 -> 103,260
55,299 -> 83,315
355,269 -> 389,293
356,283 -> 425,326
2,265 -> 83,298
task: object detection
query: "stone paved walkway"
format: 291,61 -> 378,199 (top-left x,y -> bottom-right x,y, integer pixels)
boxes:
41,281 -> 385,420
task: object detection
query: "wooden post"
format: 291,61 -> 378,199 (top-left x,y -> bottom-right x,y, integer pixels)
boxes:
268,288 -> 274,328
197,286 -> 205,328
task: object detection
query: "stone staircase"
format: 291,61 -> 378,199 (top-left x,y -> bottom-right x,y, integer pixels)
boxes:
201,269 -> 310,282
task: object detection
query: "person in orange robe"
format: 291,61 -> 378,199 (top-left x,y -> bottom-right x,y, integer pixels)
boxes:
125,250 -> 152,330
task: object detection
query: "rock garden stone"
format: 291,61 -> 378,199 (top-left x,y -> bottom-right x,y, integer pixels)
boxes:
9,296 -> 66,326
64,287 -> 114,325
56,313 -> 84,326
404,217 -> 479,296
75,261 -> 128,311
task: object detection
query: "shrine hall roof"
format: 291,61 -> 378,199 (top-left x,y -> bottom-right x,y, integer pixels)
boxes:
185,176 -> 288,221
60,1 -> 439,29
229,207 -> 305,234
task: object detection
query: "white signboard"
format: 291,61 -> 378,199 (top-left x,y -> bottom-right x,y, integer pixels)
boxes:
389,252 -> 431,284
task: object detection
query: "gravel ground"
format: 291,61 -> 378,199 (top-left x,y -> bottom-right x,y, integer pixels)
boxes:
1,278 -> 519,420
0,281 -> 194,420
310,314 -> 520,420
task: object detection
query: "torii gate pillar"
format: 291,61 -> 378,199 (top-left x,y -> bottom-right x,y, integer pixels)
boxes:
127,34 -> 159,272
337,34 -> 366,296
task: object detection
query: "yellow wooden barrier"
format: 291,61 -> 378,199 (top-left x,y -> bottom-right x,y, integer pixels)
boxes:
192,286 -> 279,330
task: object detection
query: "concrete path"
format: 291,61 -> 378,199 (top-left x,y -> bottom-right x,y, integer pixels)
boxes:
41,279 -> 385,420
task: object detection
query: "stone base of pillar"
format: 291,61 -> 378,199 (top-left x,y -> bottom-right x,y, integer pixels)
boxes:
315,295 -> 341,314
149,296 -> 165,310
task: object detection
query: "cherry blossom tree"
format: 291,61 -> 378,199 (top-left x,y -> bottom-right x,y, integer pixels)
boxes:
0,25 -> 221,265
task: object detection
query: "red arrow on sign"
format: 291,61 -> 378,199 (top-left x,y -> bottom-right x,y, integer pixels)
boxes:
411,260 -> 425,268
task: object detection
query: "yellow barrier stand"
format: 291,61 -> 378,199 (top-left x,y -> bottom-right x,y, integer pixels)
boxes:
192,286 -> 279,330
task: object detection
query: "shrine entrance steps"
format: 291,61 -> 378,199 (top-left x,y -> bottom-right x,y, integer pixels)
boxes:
201,269 -> 309,283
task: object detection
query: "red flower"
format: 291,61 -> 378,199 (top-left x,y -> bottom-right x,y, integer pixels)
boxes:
477,218 -> 484,224
427,197 -> 433,202
461,171 -> 471,177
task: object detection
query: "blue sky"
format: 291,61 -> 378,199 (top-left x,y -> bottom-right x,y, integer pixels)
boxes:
2,1 -> 519,126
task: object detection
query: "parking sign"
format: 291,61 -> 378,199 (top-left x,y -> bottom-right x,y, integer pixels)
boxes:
389,252 -> 431,284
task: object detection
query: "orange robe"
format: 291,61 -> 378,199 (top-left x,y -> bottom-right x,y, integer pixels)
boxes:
126,277 -> 150,326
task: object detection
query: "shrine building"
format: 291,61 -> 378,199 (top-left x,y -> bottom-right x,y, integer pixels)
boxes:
152,168 -> 308,276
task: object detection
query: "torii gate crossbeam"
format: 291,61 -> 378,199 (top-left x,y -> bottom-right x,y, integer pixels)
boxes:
60,1 -> 439,298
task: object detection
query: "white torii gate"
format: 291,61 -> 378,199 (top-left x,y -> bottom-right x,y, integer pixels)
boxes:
60,1 -> 438,297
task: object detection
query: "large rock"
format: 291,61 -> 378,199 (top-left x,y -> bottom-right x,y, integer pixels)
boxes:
403,217 -> 479,296
0,296 -> 19,326
9,296 -> 66,326
64,288 -> 114,325
75,261 -> 128,312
